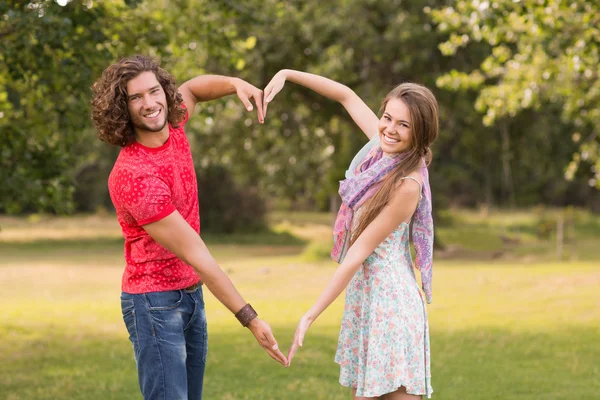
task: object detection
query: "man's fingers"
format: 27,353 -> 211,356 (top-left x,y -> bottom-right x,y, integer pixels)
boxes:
258,336 -> 286,365
272,348 -> 288,365
262,92 -> 268,120
263,86 -> 275,118
264,348 -> 279,363
265,346 -> 287,365
262,331 -> 279,351
239,94 -> 253,112
252,91 -> 264,124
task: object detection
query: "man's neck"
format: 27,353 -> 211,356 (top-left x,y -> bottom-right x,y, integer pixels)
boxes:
135,126 -> 170,148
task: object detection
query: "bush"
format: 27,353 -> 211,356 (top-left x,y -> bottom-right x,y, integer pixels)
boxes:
300,240 -> 333,262
196,165 -> 266,234
533,205 -> 555,239
72,162 -> 113,213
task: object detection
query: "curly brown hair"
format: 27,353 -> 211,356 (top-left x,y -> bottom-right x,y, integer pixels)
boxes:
91,55 -> 186,147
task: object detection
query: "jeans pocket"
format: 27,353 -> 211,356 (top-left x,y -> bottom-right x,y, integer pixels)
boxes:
195,286 -> 205,307
121,298 -> 134,313
120,298 -> 137,346
144,290 -> 183,311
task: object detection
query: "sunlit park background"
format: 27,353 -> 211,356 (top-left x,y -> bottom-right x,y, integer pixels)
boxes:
1,1 -> 600,399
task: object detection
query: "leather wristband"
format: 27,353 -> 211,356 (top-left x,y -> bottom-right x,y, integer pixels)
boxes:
235,303 -> 258,327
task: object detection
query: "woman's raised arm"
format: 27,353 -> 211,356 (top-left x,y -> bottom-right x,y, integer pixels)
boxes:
264,69 -> 379,139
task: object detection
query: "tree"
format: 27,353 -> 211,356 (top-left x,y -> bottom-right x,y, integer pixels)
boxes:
430,0 -> 600,188
0,0 -> 248,214
0,0 -> 168,213
2,0 -> 596,218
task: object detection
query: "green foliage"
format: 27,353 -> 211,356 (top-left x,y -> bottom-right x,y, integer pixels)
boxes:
196,165 -> 267,233
430,0 -> 600,187
1,1 -> 106,213
0,0 -> 248,215
0,0 -> 165,213
1,0 -> 597,218
186,0 -> 597,210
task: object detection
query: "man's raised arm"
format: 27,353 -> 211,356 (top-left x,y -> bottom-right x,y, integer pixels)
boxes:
179,75 -> 265,123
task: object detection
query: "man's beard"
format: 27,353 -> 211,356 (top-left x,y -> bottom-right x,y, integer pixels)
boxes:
134,118 -> 168,132
132,111 -> 168,133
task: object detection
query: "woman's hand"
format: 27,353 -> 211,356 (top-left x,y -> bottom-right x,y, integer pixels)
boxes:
287,313 -> 313,366
263,70 -> 288,117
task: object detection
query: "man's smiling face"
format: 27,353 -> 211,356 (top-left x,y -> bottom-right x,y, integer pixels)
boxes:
126,71 -> 168,134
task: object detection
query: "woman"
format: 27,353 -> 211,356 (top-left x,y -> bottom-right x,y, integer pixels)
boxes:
264,70 -> 438,399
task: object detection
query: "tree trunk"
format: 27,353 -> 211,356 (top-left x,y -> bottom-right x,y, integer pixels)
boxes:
501,121 -> 516,208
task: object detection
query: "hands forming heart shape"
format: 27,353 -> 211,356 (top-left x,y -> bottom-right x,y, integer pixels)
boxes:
232,71 -> 288,124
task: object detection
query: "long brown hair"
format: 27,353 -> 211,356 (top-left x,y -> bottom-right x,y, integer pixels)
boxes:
351,83 -> 439,245
90,55 -> 186,147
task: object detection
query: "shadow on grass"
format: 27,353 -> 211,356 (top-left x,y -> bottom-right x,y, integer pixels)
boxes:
0,237 -> 124,252
268,211 -> 334,227
202,229 -> 305,246
0,229 -> 305,250
3,324 -> 598,400
0,237 -> 125,265
0,229 -> 306,265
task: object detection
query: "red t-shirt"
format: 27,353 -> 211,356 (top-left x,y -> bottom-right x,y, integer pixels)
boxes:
108,110 -> 201,294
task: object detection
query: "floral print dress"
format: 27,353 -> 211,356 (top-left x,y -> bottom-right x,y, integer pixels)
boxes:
334,207 -> 433,398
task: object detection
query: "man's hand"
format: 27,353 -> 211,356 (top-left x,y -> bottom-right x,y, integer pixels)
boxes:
247,318 -> 288,366
233,78 -> 265,124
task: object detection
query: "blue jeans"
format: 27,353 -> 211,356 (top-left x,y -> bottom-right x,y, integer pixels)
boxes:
120,286 -> 208,400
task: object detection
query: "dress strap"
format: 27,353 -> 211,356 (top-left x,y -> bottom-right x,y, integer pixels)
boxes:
399,176 -> 423,201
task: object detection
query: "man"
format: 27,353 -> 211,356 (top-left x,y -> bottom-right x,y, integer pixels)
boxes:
90,55 -> 287,399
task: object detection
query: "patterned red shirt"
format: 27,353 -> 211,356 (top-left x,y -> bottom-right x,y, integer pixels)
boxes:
108,111 -> 201,293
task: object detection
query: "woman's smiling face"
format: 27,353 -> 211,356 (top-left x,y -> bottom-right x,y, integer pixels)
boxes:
377,97 -> 413,154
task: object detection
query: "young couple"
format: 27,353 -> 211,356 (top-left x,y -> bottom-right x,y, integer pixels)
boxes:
91,55 -> 437,400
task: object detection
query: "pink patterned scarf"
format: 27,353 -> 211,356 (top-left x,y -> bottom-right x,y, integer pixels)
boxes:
331,137 -> 434,303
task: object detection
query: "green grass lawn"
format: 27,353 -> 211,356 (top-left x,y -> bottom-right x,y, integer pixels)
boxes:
1,211 -> 599,399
